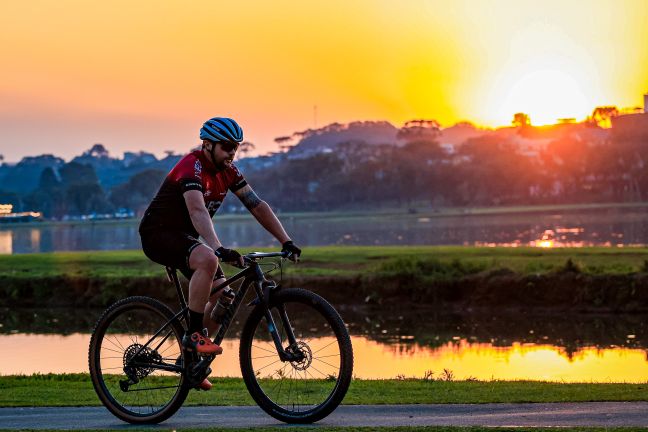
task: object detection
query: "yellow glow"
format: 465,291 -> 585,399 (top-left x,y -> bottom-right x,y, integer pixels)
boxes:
498,69 -> 590,125
538,240 -> 554,248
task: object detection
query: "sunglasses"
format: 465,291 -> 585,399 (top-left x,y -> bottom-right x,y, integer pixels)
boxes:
211,140 -> 239,153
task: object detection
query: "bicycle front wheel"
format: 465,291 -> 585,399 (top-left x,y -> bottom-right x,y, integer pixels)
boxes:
88,296 -> 189,424
239,288 -> 353,423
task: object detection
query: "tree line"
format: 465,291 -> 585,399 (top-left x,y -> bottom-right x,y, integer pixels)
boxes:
247,121 -> 648,211
1,117 -> 647,218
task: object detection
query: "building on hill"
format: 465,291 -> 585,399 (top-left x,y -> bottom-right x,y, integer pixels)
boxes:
0,203 -> 42,223
612,92 -> 648,141
611,112 -> 648,142
608,92 -> 648,141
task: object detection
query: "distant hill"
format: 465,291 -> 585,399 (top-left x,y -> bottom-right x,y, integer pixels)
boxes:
71,145 -> 181,189
0,154 -> 65,194
437,122 -> 487,147
288,121 -> 400,157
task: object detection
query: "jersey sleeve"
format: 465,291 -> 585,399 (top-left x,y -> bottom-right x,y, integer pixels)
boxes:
227,165 -> 248,192
173,155 -> 204,193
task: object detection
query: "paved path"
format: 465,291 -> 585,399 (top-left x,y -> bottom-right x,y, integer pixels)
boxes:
2,403 -> 648,429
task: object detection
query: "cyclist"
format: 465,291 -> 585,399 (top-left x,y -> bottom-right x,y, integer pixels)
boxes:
138,117 -> 301,390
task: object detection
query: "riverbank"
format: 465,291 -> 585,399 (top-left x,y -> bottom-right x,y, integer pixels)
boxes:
5,201 -> 648,228
3,374 -> 648,407
2,247 -> 648,310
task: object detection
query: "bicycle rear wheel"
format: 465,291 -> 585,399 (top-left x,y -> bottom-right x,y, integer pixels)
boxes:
88,296 -> 189,424
239,288 -> 353,423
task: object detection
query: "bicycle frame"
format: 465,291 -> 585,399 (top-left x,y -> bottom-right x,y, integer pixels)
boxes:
128,253 -> 301,376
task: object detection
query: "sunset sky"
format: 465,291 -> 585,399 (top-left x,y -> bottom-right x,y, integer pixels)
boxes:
1,0 -> 648,162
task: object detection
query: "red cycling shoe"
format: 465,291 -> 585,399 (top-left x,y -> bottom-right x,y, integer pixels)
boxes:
182,330 -> 223,355
196,378 -> 212,391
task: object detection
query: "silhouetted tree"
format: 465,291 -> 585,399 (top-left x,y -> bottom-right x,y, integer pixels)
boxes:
83,143 -> 110,158
60,162 -> 100,186
25,167 -> 66,218
59,162 -> 111,215
590,106 -> 619,128
66,183 -> 111,215
237,141 -> 256,160
397,119 -> 441,143
457,136 -> 539,205
512,113 -> 531,128
109,169 -> 165,214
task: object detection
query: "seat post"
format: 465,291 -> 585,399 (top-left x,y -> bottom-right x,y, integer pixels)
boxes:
165,267 -> 188,310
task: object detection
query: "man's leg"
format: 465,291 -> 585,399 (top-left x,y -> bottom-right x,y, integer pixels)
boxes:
184,244 -> 222,356
187,244 -> 218,318
203,277 -> 227,334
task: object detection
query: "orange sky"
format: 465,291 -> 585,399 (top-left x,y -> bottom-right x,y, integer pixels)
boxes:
1,0 -> 648,162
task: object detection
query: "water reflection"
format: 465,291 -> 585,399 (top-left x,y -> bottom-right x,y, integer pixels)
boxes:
2,333 -> 648,381
0,231 -> 10,254
3,207 -> 648,253
2,306 -> 648,381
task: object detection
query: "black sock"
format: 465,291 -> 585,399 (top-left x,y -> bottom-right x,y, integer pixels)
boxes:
188,309 -> 204,335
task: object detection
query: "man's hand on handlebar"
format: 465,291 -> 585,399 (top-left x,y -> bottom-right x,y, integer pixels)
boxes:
282,240 -> 302,262
215,246 -> 245,267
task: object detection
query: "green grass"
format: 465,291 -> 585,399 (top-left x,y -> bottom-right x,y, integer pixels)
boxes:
3,246 -> 648,308
2,246 -> 648,279
3,374 -> 648,407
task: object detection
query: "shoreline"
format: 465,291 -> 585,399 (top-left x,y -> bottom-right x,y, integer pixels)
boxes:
2,201 -> 648,229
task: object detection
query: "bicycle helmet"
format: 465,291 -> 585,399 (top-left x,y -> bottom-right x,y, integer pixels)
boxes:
200,117 -> 244,143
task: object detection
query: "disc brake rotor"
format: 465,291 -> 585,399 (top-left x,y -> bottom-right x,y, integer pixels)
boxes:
289,341 -> 312,371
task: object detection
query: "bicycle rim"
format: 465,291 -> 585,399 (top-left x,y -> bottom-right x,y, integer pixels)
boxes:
89,297 -> 188,423
240,289 -> 353,423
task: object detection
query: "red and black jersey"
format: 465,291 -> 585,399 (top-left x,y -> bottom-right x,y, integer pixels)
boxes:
139,150 -> 246,235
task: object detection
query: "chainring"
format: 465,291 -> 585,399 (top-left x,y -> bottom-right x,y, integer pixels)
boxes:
123,343 -> 161,380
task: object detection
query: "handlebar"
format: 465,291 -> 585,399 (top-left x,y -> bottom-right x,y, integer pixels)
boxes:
227,251 -> 296,269
245,251 -> 289,260
233,251 -> 288,269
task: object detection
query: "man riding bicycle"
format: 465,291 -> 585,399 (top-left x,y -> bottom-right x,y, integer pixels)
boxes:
138,117 -> 301,390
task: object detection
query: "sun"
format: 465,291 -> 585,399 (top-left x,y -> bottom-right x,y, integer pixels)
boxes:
497,69 -> 591,125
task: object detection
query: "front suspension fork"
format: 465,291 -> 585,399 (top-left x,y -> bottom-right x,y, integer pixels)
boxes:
256,281 -> 302,362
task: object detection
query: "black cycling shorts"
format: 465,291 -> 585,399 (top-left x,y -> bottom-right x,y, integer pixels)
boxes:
140,230 -> 225,281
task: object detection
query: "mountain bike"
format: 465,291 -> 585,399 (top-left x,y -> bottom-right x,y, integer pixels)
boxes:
88,251 -> 353,424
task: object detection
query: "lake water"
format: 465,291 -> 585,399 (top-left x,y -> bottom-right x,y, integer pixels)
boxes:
2,306 -> 648,382
2,207 -> 648,254
2,207 -> 648,380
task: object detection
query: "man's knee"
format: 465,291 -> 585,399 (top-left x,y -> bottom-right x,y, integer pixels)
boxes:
208,277 -> 227,298
189,245 -> 218,273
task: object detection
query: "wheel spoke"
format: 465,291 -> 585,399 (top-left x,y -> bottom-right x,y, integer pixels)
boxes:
311,339 -> 338,354
312,358 -> 340,370
252,344 -> 278,355
255,358 -> 283,373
